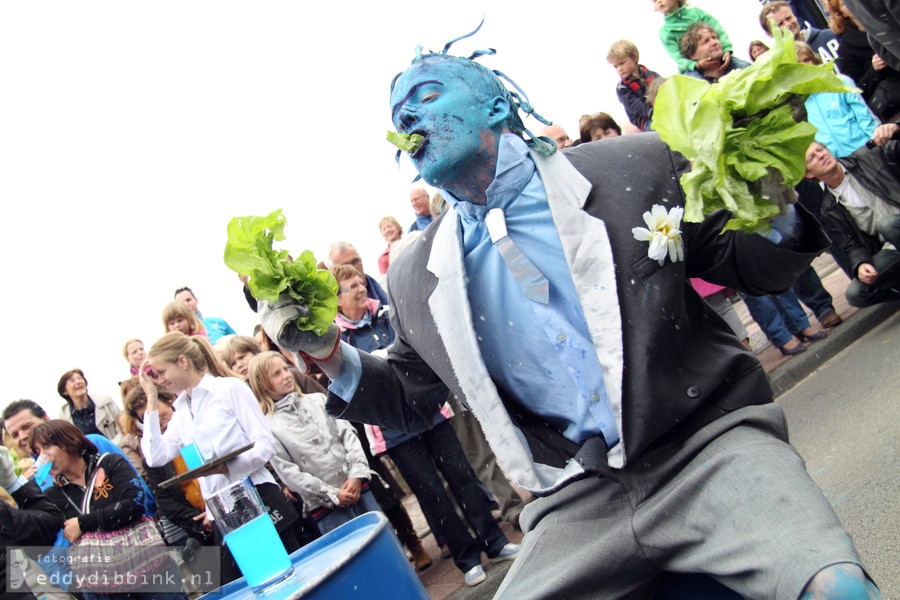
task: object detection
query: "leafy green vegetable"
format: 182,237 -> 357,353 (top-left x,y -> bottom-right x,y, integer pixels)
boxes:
387,131 -> 425,154
652,28 -> 855,232
223,209 -> 338,336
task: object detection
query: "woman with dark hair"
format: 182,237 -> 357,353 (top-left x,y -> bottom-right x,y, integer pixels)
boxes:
578,112 -> 621,143
57,368 -> 120,440
33,419 -> 185,600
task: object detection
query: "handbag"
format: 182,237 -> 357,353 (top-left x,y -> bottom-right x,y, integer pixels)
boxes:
65,454 -> 168,593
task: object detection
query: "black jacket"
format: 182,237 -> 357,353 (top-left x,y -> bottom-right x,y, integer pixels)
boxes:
45,453 -> 146,533
818,141 -> 900,277
1,480 -> 65,596
143,460 -> 209,543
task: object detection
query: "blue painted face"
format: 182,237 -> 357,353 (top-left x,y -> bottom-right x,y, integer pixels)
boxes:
390,58 -> 506,195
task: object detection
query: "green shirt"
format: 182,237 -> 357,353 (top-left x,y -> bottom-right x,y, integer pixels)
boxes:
659,6 -> 733,73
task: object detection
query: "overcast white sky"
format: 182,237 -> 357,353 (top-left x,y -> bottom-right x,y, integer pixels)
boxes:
1,1 -> 771,416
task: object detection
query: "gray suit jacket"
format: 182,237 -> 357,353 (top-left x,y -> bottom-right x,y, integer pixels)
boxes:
328,133 -> 829,494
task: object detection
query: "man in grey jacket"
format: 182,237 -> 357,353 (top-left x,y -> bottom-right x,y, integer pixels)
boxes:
262,37 -> 880,599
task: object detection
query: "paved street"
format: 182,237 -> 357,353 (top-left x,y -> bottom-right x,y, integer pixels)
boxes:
778,311 -> 900,599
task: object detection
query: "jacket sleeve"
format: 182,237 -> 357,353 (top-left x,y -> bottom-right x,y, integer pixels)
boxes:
326,329 -> 451,436
684,205 -> 831,294
845,90 -> 880,138
660,27 -> 696,72
77,454 -> 146,533
819,193 -> 875,277
143,462 -> 206,538
87,395 -> 122,442
141,409 -> 184,468
0,480 -> 65,546
268,439 -> 340,510
616,85 -> 652,130
335,419 -> 371,480
326,257 -> 451,434
112,433 -> 146,477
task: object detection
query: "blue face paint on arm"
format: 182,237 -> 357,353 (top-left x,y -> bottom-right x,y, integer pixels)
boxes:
800,563 -> 879,600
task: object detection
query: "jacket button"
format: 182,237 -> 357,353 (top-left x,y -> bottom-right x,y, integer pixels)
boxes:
686,386 -> 701,398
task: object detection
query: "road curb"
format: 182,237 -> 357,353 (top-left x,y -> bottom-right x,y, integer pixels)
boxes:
769,300 -> 900,397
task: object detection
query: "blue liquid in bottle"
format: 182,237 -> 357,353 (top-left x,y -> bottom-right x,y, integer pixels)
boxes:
223,514 -> 292,590
34,460 -> 53,487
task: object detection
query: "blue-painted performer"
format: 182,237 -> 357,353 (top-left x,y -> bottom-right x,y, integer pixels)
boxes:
260,26 -> 881,599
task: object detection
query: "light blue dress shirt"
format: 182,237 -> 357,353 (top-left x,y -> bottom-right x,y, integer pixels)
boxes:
332,135 -> 619,447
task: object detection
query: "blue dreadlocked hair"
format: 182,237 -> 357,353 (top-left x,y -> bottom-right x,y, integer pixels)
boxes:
390,20 -> 558,159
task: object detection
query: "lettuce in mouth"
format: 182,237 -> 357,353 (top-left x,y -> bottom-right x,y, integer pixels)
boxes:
652,28 -> 854,233
387,131 -> 425,154
223,209 -> 338,336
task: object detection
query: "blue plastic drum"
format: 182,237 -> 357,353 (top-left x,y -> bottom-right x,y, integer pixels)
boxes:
202,511 -> 428,599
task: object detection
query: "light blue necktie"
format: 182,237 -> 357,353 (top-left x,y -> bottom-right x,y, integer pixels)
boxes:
485,208 -> 550,304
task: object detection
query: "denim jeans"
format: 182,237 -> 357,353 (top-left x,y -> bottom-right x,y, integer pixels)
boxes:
846,214 -> 900,307
793,266 -> 835,319
741,289 -> 811,347
387,419 -> 508,572
315,489 -> 381,535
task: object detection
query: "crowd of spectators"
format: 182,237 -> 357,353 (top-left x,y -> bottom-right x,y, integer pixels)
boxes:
525,0 -> 898,357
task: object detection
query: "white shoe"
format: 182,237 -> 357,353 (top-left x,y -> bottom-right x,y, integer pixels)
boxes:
490,543 -> 520,563
464,564 -> 487,587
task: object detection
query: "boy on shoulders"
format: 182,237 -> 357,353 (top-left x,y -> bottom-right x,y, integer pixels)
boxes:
608,40 -> 660,132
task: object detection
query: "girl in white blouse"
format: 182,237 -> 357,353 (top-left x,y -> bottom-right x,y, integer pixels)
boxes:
139,332 -> 300,581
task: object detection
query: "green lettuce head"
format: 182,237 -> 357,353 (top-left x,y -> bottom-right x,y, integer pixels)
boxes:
223,209 -> 338,336
652,28 -> 855,232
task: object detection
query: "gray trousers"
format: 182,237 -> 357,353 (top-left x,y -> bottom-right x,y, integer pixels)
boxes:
494,404 -> 866,600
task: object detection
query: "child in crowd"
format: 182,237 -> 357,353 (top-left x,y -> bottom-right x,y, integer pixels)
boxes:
162,301 -> 207,338
247,351 -> 379,535
654,0 -> 733,73
123,338 -> 154,379
218,335 -> 262,380
608,40 -> 660,132
749,40 -> 770,61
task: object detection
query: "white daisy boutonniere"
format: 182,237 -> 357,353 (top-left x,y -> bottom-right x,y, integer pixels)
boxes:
632,204 -> 684,266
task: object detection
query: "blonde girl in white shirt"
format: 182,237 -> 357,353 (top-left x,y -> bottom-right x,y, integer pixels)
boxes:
139,332 -> 300,581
